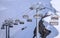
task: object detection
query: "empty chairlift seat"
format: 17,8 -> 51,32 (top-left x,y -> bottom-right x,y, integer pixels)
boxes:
14,22 -> 18,25
23,14 -> 32,22
50,22 -> 58,25
9,25 -> 13,28
14,19 -> 20,25
50,15 -> 59,25
27,19 -> 32,22
23,15 -> 29,19
51,15 -> 59,20
19,21 -> 24,24
14,19 -> 24,25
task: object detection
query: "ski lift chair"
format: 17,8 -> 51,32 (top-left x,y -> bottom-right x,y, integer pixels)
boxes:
50,15 -> 59,25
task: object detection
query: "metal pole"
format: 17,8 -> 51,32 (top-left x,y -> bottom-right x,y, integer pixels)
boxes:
8,26 -> 10,38
36,9 -> 39,38
36,16 -> 37,38
6,26 -> 8,38
36,9 -> 38,38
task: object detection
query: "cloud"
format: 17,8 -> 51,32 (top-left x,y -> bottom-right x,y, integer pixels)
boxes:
0,7 -> 8,11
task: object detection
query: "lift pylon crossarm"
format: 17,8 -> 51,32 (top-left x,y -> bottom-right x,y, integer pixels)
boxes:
23,15 -> 29,19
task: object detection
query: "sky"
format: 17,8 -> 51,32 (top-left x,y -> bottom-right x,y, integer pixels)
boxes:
0,0 -> 60,38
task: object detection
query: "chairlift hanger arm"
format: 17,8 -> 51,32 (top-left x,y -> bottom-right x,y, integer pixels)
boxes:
42,12 -> 51,19
42,15 -> 51,18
